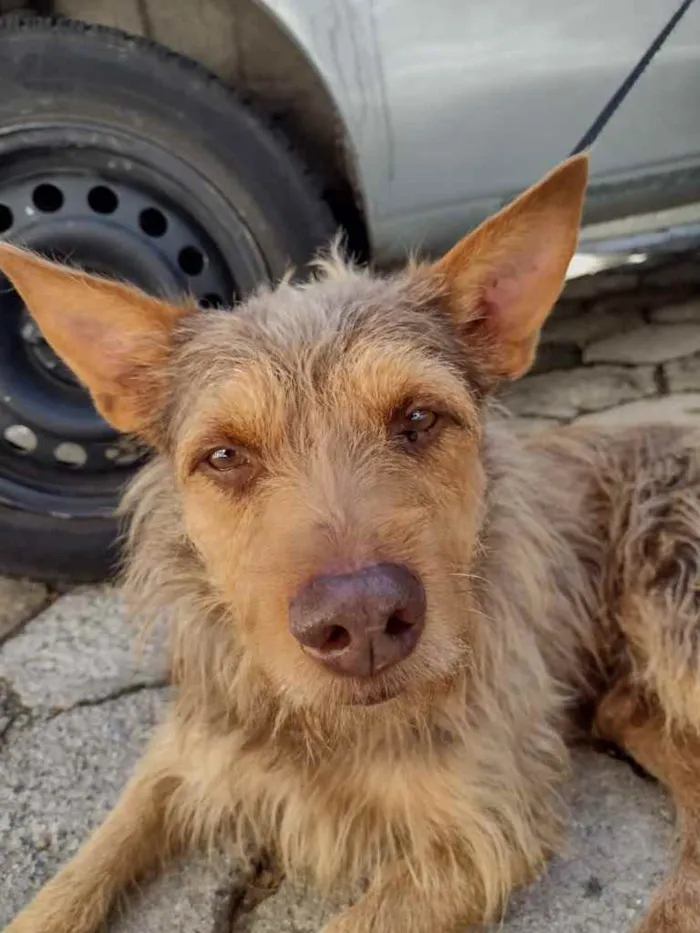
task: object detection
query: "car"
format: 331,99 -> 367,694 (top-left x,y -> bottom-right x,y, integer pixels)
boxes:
0,0 -> 698,581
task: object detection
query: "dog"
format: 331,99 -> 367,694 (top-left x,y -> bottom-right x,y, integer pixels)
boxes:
1,153 -> 699,933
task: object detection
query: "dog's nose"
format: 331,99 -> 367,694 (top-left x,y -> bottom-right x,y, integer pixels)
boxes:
289,563 -> 426,677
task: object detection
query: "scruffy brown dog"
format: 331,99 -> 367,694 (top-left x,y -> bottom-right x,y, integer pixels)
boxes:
1,154 -> 699,933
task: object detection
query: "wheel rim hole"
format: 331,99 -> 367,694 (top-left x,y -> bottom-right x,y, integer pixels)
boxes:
200,293 -> 225,309
4,425 -> 37,454
0,204 -> 13,233
54,442 -> 87,468
87,185 -> 118,215
105,444 -> 142,467
33,183 -> 64,213
139,207 -> 168,238
178,246 -> 205,276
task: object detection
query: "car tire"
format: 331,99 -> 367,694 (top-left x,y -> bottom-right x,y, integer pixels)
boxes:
0,15 -> 338,583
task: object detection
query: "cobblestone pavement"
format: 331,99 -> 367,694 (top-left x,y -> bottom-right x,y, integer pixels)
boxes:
1,251 -> 699,931
502,249 -> 700,432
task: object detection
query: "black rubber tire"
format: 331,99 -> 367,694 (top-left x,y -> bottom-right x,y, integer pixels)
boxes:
0,16 -> 338,583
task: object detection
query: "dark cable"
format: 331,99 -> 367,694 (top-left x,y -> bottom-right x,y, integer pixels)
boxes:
570,0 -> 696,155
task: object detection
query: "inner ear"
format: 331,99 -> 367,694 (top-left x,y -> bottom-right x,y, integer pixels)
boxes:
0,244 -> 191,436
433,154 -> 588,382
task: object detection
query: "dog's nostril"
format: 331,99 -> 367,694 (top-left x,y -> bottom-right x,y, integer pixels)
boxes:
323,625 -> 351,652
385,614 -> 413,639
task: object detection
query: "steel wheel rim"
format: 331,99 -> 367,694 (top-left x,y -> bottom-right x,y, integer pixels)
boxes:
0,124 -> 261,517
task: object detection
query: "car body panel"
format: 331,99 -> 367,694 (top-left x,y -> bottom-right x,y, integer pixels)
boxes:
261,0 -> 700,262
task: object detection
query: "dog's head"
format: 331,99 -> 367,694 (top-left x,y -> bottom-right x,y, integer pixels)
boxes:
0,156 -> 587,711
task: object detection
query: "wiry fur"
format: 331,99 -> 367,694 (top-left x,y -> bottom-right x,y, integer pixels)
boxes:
4,164 -> 700,933
118,261 -> 592,917
117,260 -> 700,930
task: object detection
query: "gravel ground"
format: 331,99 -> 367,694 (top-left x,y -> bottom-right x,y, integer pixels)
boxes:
1,250 -> 698,932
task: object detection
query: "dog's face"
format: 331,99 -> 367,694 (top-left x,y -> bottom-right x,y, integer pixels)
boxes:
164,268 -> 490,709
0,156 -> 587,710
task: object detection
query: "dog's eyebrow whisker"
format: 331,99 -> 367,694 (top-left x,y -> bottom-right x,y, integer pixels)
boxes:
448,571 -> 489,585
462,606 -> 497,631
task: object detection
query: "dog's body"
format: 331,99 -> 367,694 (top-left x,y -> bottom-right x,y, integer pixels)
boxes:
2,156 -> 700,932
123,416 -> 700,923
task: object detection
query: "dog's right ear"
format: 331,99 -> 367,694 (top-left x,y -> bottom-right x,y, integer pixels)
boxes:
0,244 -> 190,437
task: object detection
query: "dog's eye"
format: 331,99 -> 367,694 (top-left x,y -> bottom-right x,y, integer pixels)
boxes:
196,444 -> 259,491
406,408 -> 438,434
390,406 -> 440,448
205,447 -> 248,471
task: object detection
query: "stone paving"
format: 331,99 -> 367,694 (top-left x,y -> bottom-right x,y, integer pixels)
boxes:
1,250 -> 699,931
503,250 -> 700,433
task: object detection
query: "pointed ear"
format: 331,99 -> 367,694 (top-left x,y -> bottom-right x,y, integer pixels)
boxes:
432,153 -> 588,382
0,244 -> 190,436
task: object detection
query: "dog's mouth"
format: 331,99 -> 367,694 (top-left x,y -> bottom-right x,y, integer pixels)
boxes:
347,683 -> 402,707
336,674 -> 408,708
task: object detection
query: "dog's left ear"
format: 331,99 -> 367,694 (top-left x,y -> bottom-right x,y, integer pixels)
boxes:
432,153 -> 588,381
0,243 -> 189,437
